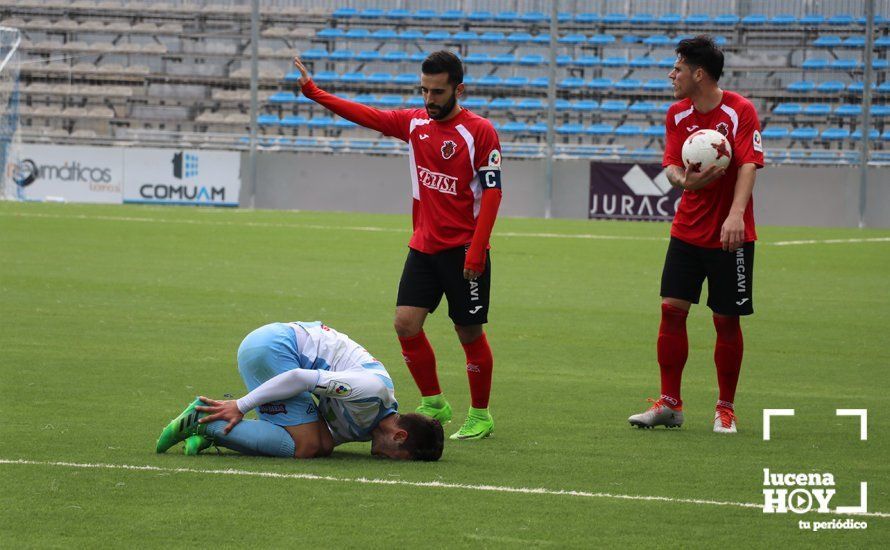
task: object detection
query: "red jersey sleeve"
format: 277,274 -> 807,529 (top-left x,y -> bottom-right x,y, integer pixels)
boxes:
465,120 -> 503,274
300,80 -> 412,141
663,109 -> 684,168
732,101 -> 765,169
471,121 -> 502,174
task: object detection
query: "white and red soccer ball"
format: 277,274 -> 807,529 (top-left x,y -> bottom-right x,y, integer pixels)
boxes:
682,129 -> 732,173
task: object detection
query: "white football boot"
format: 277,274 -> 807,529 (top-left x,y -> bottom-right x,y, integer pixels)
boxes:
628,398 -> 684,429
713,407 -> 737,434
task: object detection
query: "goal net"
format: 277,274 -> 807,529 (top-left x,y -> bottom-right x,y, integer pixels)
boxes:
0,26 -> 22,200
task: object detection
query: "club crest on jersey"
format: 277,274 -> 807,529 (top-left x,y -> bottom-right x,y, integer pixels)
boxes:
715,122 -> 730,137
441,140 -> 457,160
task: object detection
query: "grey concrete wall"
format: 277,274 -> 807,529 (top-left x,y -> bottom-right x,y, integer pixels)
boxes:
241,151 -> 890,227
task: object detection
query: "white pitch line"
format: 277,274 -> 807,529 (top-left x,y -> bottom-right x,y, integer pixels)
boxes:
3,211 -> 890,246
1,459 -> 888,518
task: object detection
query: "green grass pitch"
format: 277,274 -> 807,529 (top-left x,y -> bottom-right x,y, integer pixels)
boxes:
1,201 -> 887,547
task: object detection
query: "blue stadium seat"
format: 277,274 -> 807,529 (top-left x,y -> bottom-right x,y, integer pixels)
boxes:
877,82 -> 890,94
371,29 -> 398,40
802,58 -> 829,70
464,52 -> 489,64
317,28 -> 344,39
345,28 -> 370,40
761,126 -> 790,139
398,30 -> 424,41
713,14 -> 740,25
877,36 -> 890,48
602,56 -> 628,67
353,93 -> 376,105
490,54 -> 515,65
657,56 -> 677,68
503,76 -> 529,88
530,77 -> 550,88
516,98 -> 544,110
339,72 -> 365,83
827,14 -> 855,25
520,11 -> 548,23
333,118 -> 357,129
529,122 -> 548,134
787,80 -> 815,92
293,137 -> 319,148
587,78 -> 613,90
560,33 -> 588,44
852,129 -> 880,140
480,31 -> 506,43
816,81 -> 846,93
385,9 -> 410,19
685,14 -> 711,25
494,11 -> 520,22
519,54 -> 545,65
577,55 -> 601,67
393,73 -> 416,84
769,14 -> 796,25
873,105 -> 890,117
871,59 -> 889,70
622,34 -> 642,44
589,34 -> 616,46
559,76 -> 585,88
773,103 -> 803,115
790,127 -> 819,140
489,98 -> 515,110
500,121 -> 529,133
830,59 -> 858,70
333,7 -> 357,18
643,35 -> 672,46
813,36 -> 843,47
451,31 -> 479,42
601,99 -> 629,112
572,100 -> 599,111
585,123 -> 614,135
378,95 -> 402,107
882,130 -> 890,141
468,11 -> 492,22
280,115 -> 307,127
799,14 -> 825,25
630,101 -> 658,114
366,72 -> 392,84
307,116 -> 334,129
257,114 -> 279,125
631,13 -> 655,25
382,51 -> 408,63
507,32 -> 533,44
425,30 -> 450,41
658,13 -> 683,25
643,79 -> 671,91
477,75 -> 502,87
557,122 -> 585,135
440,9 -> 463,20
554,99 -> 571,110
312,71 -> 339,83
356,50 -> 380,62
602,13 -> 628,24
742,14 -> 767,25
615,124 -> 644,136
821,127 -> 850,140
575,13 -> 600,23
461,97 -> 488,109
804,104 -> 832,115
615,79 -> 642,90
330,49 -> 354,61
359,8 -> 384,19
269,91 -> 297,103
301,49 -> 327,60
843,36 -> 866,48
556,54 -> 573,66
644,125 -> 666,137
847,82 -> 876,92
533,34 -> 552,44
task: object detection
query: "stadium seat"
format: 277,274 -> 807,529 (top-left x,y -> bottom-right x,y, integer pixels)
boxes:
835,104 -> 862,117
876,37 -> 890,48
657,56 -> 677,68
366,72 -> 393,84
345,29 -> 370,40
742,14 -> 768,25
383,51 -> 408,63
713,14 -> 740,25
644,125 -> 666,137
761,126 -> 790,139
559,76 -> 585,89
560,33 -> 587,44
533,34 -> 552,44
804,104 -> 832,116
359,8 -> 384,19
572,100 -> 599,111
852,129 -> 880,140
531,77 -> 550,88
601,99 -> 629,112
453,31 -> 478,42
269,91 -> 297,103
477,75 -> 502,87
629,56 -> 654,68
658,13 -> 683,25
774,103 -> 803,115
333,7 -> 357,18
882,129 -> 890,141
494,11 -> 520,22
843,36 -> 866,48
577,55 -> 601,67
386,9 -> 411,20
556,54 -> 573,66
554,99 -> 572,110
642,79 -> 671,91
491,53 -> 516,65
790,127 -> 819,140
393,73 -> 416,84
353,93 -> 377,105
643,35 -> 672,46
317,28 -> 345,39
356,50 -> 381,62
802,58 -> 829,70
575,13 -> 600,24
630,101 -> 658,114
830,59 -> 858,70
799,14 -> 825,25
520,11 -> 548,23
440,9 -> 463,20
615,124 -> 644,136
529,122 -> 548,134
602,13 -> 629,24
312,71 -> 339,83
333,118 -> 358,129
589,34 -> 616,46
813,36 -> 843,47
877,82 -> 890,94
872,105 -> 890,117
489,98 -> 515,110
848,82 -> 875,92
480,31 -> 506,43
503,76 -> 530,88
587,78 -> 613,90
787,81 -> 816,92
398,30 -> 424,41
461,97 -> 488,109
615,79 -> 642,90
301,49 -> 327,60
602,56 -> 627,67
425,30 -> 450,42
507,32 -> 533,43
377,95 -> 402,107
340,72 -> 365,83
816,81 -> 846,93
464,52 -> 489,64
557,122 -> 585,135
468,11 -> 493,22
585,123 -> 613,135
519,54 -> 545,65
257,114 -> 279,125
514,98 -> 543,110
371,29 -> 398,40
685,14 -> 711,25
827,14 -> 855,26
307,116 -> 334,129
821,127 -> 850,140
330,49 -> 354,61
871,59 -> 890,70
769,14 -> 797,25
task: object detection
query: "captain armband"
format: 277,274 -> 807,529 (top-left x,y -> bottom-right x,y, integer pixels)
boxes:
478,167 -> 502,190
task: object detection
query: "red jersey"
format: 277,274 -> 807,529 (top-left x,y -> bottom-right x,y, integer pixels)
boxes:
663,90 -> 764,248
301,81 -> 502,256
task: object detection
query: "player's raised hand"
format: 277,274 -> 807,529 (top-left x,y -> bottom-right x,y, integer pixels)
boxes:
683,163 -> 725,191
292,55 -> 311,87
196,395 -> 244,434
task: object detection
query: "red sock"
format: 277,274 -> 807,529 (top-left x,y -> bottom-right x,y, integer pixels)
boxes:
658,303 -> 689,407
714,315 -> 743,405
462,332 -> 493,409
398,331 -> 440,396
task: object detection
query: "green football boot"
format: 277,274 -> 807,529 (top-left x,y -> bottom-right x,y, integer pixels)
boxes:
450,408 -> 494,440
183,435 -> 213,456
415,395 -> 453,424
155,397 -> 207,453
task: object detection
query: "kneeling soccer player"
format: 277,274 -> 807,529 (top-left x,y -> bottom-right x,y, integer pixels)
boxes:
155,322 -> 443,461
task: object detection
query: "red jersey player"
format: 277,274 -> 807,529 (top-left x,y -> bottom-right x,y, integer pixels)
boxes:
628,35 -> 764,434
292,51 -> 502,440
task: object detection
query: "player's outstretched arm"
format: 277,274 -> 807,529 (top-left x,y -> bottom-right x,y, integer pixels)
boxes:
294,54 -> 404,138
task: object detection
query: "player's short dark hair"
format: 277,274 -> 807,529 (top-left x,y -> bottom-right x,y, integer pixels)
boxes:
676,35 -> 724,82
397,413 -> 444,461
421,50 -> 464,86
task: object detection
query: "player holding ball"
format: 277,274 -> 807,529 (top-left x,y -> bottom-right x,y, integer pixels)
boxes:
629,35 -> 764,434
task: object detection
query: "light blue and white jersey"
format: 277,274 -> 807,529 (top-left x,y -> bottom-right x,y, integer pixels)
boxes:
289,322 -> 398,445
